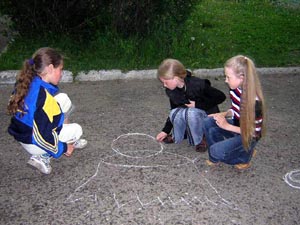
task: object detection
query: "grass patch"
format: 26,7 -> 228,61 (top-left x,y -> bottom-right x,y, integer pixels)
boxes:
0,0 -> 299,74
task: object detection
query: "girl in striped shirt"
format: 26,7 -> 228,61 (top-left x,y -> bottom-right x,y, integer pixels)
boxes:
203,55 -> 266,170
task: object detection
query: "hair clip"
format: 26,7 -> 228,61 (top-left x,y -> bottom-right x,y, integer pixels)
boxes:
28,58 -> 34,66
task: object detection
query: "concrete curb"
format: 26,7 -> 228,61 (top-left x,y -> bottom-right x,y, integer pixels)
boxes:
1,67 -> 300,84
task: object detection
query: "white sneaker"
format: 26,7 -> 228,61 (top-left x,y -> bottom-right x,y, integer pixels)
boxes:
27,155 -> 52,174
73,139 -> 88,149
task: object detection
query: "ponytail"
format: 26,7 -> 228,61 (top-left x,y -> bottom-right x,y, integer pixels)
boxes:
225,55 -> 266,149
7,47 -> 63,116
7,59 -> 36,115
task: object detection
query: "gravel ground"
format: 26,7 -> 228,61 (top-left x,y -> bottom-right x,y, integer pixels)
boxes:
0,71 -> 300,225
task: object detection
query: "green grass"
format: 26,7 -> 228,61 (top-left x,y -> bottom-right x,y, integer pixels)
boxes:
0,0 -> 300,74
180,0 -> 300,68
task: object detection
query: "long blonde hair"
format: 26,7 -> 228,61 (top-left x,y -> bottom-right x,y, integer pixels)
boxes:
225,55 -> 266,149
157,58 -> 187,80
7,47 -> 63,115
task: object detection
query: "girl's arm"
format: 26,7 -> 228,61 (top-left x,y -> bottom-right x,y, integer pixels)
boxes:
160,117 -> 173,135
213,110 -> 241,134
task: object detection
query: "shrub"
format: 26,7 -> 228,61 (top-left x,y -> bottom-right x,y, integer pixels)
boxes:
0,0 -> 196,38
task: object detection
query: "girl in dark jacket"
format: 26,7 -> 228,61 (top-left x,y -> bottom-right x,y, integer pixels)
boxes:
156,58 -> 226,152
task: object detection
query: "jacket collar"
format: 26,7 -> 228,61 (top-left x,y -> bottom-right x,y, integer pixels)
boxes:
32,75 -> 59,95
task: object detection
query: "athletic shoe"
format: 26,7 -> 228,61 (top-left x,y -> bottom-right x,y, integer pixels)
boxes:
27,155 -> 52,174
73,139 -> 88,149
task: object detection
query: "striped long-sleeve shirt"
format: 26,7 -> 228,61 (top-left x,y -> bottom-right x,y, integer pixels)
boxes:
229,87 -> 263,138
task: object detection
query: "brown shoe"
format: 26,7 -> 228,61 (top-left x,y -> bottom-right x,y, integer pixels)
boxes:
234,149 -> 257,170
163,134 -> 174,144
195,138 -> 207,152
234,163 -> 251,170
234,149 -> 256,170
206,159 -> 218,166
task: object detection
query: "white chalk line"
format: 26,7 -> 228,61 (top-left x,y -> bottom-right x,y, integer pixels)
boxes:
101,150 -> 197,168
65,132 -> 240,211
283,169 -> 300,189
65,161 -> 102,203
111,133 -> 164,158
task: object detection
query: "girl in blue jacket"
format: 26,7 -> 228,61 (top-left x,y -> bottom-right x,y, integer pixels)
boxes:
7,47 -> 87,174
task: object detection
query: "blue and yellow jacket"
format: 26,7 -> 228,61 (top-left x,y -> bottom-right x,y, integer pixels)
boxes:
8,76 -> 67,158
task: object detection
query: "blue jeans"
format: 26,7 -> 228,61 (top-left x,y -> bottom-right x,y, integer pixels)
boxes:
170,107 -> 207,146
203,117 -> 257,165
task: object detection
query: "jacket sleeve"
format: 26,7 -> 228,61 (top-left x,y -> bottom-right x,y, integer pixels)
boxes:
32,88 -> 67,158
161,98 -> 174,134
161,89 -> 187,134
161,117 -> 173,134
195,79 -> 226,111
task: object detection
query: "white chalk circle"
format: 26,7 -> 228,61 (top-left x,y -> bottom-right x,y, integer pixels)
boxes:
284,170 -> 300,189
107,133 -> 193,168
111,133 -> 163,158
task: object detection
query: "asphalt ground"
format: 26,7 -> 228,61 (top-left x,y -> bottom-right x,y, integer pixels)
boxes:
0,72 -> 300,225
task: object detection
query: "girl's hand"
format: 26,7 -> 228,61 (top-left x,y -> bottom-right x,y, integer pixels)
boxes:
185,100 -> 195,108
213,114 -> 229,129
214,113 -> 241,134
208,113 -> 219,117
156,132 -> 168,142
209,111 -> 227,117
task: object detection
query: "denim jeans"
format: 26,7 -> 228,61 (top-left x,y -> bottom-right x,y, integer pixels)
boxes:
203,117 -> 257,165
169,107 -> 207,146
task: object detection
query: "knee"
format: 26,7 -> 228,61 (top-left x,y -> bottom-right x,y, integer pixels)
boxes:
73,123 -> 83,139
55,93 -> 72,113
189,108 -> 206,116
204,117 -> 215,129
209,145 -> 223,161
186,109 -> 207,124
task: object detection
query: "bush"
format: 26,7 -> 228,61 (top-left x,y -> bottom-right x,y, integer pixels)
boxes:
0,0 -> 196,38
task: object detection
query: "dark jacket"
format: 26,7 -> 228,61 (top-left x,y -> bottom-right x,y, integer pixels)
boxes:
162,71 -> 226,134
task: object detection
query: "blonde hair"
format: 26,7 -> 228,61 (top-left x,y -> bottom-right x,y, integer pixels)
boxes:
157,58 -> 187,80
225,55 -> 266,149
7,47 -> 63,115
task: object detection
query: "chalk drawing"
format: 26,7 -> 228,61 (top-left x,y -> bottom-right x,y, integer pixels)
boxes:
284,169 -> 300,189
65,133 -> 240,212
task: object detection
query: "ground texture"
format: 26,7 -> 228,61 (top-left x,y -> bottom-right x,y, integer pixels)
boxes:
0,73 -> 299,225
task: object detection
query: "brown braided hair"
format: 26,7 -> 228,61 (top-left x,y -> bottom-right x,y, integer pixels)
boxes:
7,47 -> 63,115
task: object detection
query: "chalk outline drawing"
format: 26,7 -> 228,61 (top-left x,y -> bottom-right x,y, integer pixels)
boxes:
284,169 -> 300,189
65,133 -> 240,211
